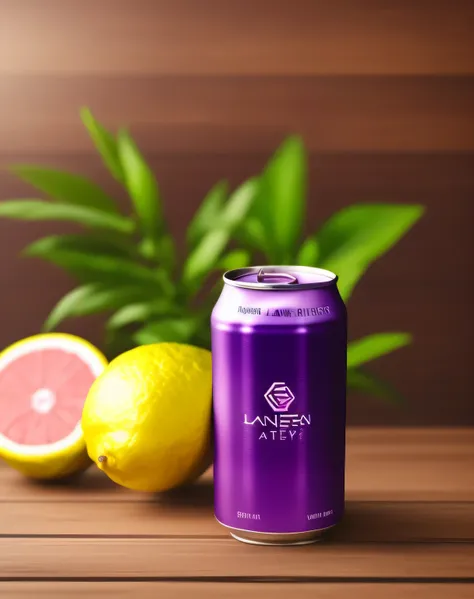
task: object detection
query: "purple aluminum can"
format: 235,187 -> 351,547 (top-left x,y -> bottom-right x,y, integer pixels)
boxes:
211,266 -> 347,545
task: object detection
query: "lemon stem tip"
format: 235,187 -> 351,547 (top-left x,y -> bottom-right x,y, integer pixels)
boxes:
98,455 -> 107,463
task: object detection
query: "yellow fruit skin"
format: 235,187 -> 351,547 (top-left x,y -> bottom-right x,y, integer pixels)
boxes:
82,343 -> 213,492
0,439 -> 91,480
0,333 -> 108,479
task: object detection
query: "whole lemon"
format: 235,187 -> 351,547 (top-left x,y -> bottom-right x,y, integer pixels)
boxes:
82,343 -> 212,492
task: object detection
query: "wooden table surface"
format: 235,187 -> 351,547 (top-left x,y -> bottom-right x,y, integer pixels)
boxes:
0,428 -> 473,598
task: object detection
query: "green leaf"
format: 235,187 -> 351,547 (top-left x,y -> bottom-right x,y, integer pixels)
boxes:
347,369 -> 404,404
347,333 -> 412,369
107,304 -> 151,330
23,234 -> 134,261
296,237 -> 320,266
81,108 -> 124,183
104,327 -> 136,360
157,234 -> 176,273
107,300 -> 171,330
207,278 -> 224,306
234,217 -> 269,254
0,200 -> 135,233
188,178 -> 256,246
219,178 -> 258,231
138,234 -> 176,273
187,180 -> 228,247
192,323 -> 212,350
216,249 -> 251,271
182,179 -> 257,286
134,318 -> 198,345
256,136 -> 307,262
317,204 -> 424,301
26,243 -> 164,287
182,229 -> 229,287
118,130 -> 163,248
44,284 -> 144,331
10,166 -> 118,214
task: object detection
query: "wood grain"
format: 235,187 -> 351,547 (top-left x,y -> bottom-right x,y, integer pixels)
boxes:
0,429 -> 472,589
1,584 -> 473,599
1,538 -> 473,578
1,0 -> 473,76
1,500 -> 473,543
1,76 -> 472,154
1,429 -> 473,501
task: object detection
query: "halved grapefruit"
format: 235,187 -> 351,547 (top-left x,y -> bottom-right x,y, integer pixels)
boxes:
0,333 -> 107,479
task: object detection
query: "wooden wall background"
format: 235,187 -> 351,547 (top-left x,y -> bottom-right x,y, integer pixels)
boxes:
0,0 -> 472,424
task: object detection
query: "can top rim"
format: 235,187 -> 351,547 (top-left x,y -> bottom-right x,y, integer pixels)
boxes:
223,266 -> 338,290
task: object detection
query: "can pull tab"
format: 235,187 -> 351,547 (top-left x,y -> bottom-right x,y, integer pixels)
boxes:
257,268 -> 299,285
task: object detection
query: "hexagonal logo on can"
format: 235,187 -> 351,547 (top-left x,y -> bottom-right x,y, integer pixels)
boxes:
264,382 -> 295,412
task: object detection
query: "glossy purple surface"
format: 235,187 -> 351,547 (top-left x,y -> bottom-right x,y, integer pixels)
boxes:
211,268 -> 347,534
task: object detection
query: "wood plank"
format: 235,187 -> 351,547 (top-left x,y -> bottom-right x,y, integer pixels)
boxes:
1,583 -> 474,599
1,76 -> 473,154
1,430 -> 473,501
346,429 -> 474,500
0,499 -> 473,543
1,538 -> 473,578
1,0 -> 472,76
329,502 -> 474,543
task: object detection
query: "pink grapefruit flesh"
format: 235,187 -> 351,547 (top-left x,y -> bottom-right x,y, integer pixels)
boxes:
0,339 -> 103,448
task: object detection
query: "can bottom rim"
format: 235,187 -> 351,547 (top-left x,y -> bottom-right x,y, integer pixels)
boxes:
230,531 -> 322,546
215,516 -> 336,541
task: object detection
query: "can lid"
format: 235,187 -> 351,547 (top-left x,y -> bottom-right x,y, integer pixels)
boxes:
223,266 -> 337,290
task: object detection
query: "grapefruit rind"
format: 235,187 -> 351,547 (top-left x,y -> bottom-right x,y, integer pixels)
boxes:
0,333 -> 107,479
